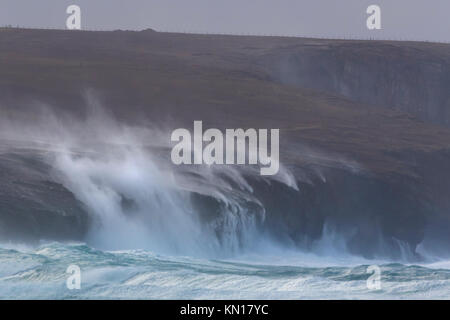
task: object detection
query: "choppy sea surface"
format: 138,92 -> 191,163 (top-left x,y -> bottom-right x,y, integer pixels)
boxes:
1,242 -> 450,299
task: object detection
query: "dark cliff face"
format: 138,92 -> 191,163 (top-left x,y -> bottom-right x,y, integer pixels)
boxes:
0,29 -> 450,259
2,143 -> 448,260
264,41 -> 450,127
0,143 -> 89,243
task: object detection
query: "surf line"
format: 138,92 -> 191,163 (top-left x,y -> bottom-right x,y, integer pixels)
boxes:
171,121 -> 279,175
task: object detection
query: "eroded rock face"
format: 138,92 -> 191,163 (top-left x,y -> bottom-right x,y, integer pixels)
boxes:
265,42 -> 450,127
0,146 -> 89,243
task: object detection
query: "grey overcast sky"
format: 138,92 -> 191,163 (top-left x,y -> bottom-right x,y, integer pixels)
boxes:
0,0 -> 449,42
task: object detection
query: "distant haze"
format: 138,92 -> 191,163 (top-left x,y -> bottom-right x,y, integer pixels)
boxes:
1,0 -> 449,42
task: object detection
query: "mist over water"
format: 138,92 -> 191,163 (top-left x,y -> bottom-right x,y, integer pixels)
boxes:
0,96 -> 300,258
0,96 -> 444,261
50,133 -> 311,258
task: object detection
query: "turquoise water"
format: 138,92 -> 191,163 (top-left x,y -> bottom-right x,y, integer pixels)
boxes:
1,242 -> 450,299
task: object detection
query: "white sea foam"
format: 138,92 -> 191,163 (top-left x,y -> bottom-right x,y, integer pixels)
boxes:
1,242 -> 450,299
